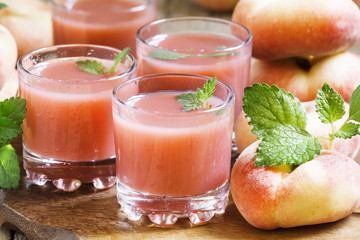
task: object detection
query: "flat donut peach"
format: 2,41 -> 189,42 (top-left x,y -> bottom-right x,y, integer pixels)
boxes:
232,0 -> 360,60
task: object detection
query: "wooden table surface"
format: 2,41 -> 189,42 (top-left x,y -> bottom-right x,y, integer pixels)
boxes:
2,0 -> 360,239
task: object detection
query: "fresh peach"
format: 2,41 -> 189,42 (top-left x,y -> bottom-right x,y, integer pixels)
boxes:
235,101 -> 360,163
191,0 -> 238,12
0,24 -> 17,87
0,0 -> 53,57
231,141 -> 360,230
232,0 -> 360,60
249,51 -> 360,103
0,68 -> 18,101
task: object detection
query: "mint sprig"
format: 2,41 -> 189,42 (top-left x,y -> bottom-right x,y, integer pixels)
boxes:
0,97 -> 27,189
0,3 -> 7,9
176,77 -> 216,112
149,46 -> 237,60
243,83 -> 360,167
76,47 -> 131,75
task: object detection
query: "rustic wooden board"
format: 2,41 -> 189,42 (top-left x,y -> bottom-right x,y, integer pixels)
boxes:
2,0 -> 360,239
1,137 -> 360,240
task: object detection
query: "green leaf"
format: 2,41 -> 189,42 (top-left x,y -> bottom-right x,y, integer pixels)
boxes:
176,92 -> 202,112
176,77 -> 217,112
149,51 -> 188,60
349,84 -> 360,122
0,3 -> 7,9
76,60 -> 105,75
197,76 -> 216,103
334,122 -> 360,139
0,97 -> 27,142
242,83 -> 307,139
315,83 -> 345,124
0,97 -> 27,125
107,47 -> 131,74
0,144 -> 20,189
255,125 -> 323,167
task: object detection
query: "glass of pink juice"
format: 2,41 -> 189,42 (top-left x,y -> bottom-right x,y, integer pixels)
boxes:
112,73 -> 235,226
136,17 -> 252,121
50,0 -> 157,53
17,44 -> 137,192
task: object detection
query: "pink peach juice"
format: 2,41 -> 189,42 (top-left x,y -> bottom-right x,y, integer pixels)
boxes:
136,19 -> 252,120
18,45 -> 136,191
51,0 -> 157,53
113,75 -> 234,197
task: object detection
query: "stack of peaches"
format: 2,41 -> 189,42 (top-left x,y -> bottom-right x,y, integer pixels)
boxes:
230,0 -> 360,230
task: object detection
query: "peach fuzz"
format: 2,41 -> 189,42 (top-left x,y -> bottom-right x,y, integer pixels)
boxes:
232,0 -> 360,60
249,52 -> 360,103
235,101 -> 360,164
230,141 -> 360,230
0,24 -> 17,86
0,0 -> 53,57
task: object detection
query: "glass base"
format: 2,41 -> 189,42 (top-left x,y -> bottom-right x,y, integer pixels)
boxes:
117,179 -> 229,226
23,146 -> 116,192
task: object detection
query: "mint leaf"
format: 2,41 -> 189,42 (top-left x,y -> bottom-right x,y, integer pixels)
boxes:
76,48 -> 131,75
0,97 -> 27,125
0,97 -> 26,142
334,122 -> 360,139
107,47 -> 131,74
255,125 -> 322,167
0,144 -> 20,189
176,93 -> 202,112
197,77 -> 216,103
243,84 -> 307,139
315,83 -> 345,124
0,3 -> 7,9
149,46 -> 236,60
76,60 -> 105,75
349,84 -> 360,122
149,51 -> 188,60
176,77 -> 217,112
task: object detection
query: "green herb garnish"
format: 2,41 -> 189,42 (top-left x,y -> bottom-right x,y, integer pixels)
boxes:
243,83 -> 360,168
76,47 -> 131,75
0,97 -> 27,189
0,3 -> 7,10
176,77 -> 216,112
149,46 -> 237,60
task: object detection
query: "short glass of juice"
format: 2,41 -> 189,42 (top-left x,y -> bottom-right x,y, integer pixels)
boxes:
18,44 -> 137,192
136,16 -> 252,121
112,73 -> 235,226
50,0 -> 157,53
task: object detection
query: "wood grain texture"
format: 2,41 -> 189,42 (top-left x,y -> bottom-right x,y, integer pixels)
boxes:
1,0 -> 360,239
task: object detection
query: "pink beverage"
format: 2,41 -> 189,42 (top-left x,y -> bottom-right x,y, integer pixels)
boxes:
112,74 -> 235,226
18,45 -> 137,192
51,0 -> 157,53
136,17 -> 252,121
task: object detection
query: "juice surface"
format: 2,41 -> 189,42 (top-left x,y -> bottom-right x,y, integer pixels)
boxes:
114,91 -> 233,196
137,32 -> 251,120
20,58 -> 124,161
52,0 -> 156,52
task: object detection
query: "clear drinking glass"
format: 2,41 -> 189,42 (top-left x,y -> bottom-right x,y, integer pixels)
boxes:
51,0 -> 157,53
136,16 -> 252,121
17,44 -> 137,192
112,73 -> 235,226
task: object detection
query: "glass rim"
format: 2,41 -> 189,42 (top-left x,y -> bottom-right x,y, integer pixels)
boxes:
112,73 -> 235,116
17,44 -> 137,84
50,0 -> 156,14
136,16 -> 253,54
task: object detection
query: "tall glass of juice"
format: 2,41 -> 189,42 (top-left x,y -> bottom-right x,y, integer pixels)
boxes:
112,73 -> 235,226
18,44 -> 137,192
51,0 -> 157,53
136,17 -> 252,121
